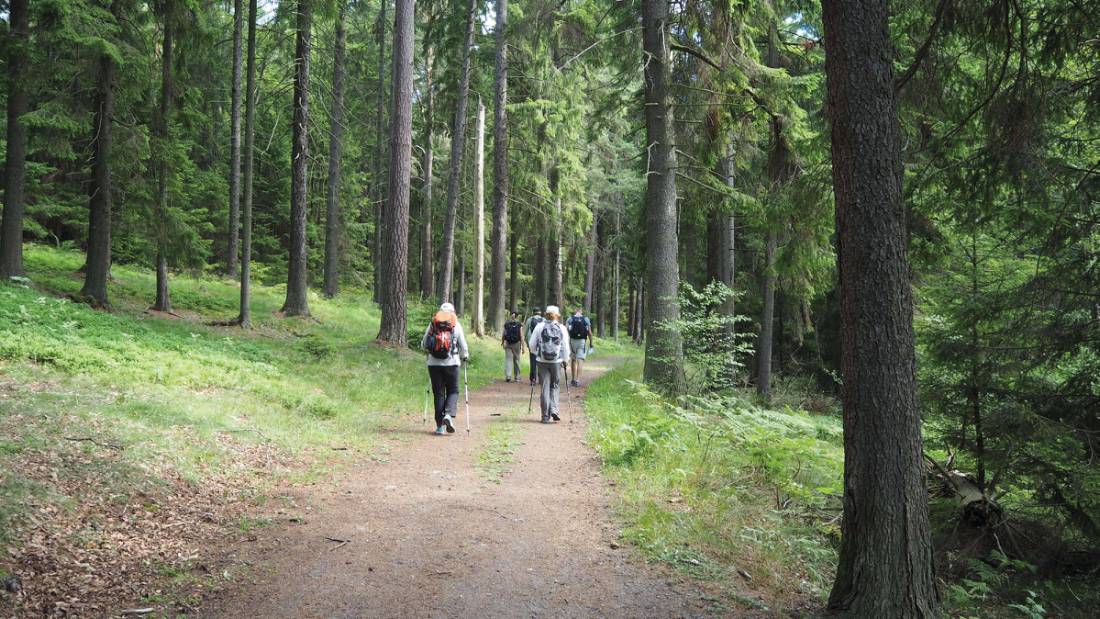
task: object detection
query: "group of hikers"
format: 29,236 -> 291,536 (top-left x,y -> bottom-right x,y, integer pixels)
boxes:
420,303 -> 594,434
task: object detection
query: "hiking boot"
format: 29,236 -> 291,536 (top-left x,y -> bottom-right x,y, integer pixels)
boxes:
505,378 -> 512,383
435,426 -> 445,435
571,379 -> 580,387
550,413 -> 561,422
443,415 -> 456,433
541,415 -> 550,423
530,378 -> 536,386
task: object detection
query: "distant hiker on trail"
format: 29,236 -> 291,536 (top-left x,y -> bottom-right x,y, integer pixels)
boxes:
565,308 -> 593,387
501,310 -> 524,383
421,303 -> 469,435
523,308 -> 545,386
529,305 -> 570,423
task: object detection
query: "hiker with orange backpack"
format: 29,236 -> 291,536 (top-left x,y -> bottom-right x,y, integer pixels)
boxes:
421,303 -> 470,435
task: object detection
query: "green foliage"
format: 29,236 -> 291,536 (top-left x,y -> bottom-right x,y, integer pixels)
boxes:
586,361 -> 842,605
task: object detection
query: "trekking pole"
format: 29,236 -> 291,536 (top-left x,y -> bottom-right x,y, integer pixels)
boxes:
463,361 -> 471,434
528,370 -> 536,415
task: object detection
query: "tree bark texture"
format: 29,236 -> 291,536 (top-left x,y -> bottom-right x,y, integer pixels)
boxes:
373,0 -> 388,305
227,0 -> 243,278
377,0 -> 414,344
152,6 -> 175,313
548,167 -> 563,306
0,0 -> 29,278
238,0 -> 258,327
640,0 -> 685,393
435,0 -> 478,303
473,99 -> 486,335
419,44 -> 435,299
323,2 -> 347,299
282,0 -> 312,317
821,1 -> 939,616
583,208 -> 598,312
487,0 -> 509,332
80,0 -> 122,308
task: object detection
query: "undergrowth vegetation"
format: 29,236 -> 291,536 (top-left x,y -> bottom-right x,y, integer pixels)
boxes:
585,359 -> 842,613
0,245 -> 503,614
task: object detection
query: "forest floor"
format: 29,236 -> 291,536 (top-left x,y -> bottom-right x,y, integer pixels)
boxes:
197,359 -> 734,618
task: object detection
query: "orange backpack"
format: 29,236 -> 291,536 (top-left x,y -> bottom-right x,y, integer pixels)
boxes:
427,311 -> 458,359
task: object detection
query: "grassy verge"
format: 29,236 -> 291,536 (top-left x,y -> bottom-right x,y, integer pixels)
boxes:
0,244 -> 503,615
477,408 -> 524,483
584,359 -> 842,614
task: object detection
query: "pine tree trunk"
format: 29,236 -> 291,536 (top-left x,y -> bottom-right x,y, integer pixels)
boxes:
534,237 -> 546,309
821,1 -> 938,615
377,0 -> 414,344
548,167 -> 563,305
419,44 -> 435,299
323,2 -> 347,299
583,208 -> 598,312
79,0 -> 121,308
152,6 -> 175,313
508,205 -> 518,312
0,0 -> 29,279
227,0 -> 243,279
640,0 -> 685,393
373,0 -> 388,305
238,0 -> 258,327
435,0 -> 477,304
473,99 -> 486,335
756,229 -> 777,399
487,0 -> 509,332
282,0 -> 312,317
612,207 -> 621,338
456,253 -> 466,317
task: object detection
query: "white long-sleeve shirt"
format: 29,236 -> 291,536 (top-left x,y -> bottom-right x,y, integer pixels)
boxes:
528,319 -> 570,365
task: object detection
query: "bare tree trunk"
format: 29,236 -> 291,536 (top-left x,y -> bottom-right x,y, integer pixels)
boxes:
756,229 -> 777,398
323,2 -> 347,299
238,0 -> 258,327
534,237 -> 546,308
548,167 -> 563,305
152,5 -> 175,313
80,0 -> 121,308
508,205 -> 518,312
419,43 -> 435,299
227,0 -> 243,279
281,0 -> 312,317
583,208 -> 598,312
473,98 -> 486,335
821,1 -> 938,615
612,207 -> 621,338
377,0 -> 414,344
640,0 -> 685,393
456,253 -> 466,317
435,0 -> 478,303
487,0 -> 509,332
0,0 -> 29,279
373,0 -> 388,304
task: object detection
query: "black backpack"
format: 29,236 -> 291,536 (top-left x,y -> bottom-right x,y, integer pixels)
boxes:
568,316 -> 590,340
538,322 -> 563,362
503,320 -> 522,344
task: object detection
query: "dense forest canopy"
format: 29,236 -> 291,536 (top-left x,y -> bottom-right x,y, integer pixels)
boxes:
1,0 -> 1099,615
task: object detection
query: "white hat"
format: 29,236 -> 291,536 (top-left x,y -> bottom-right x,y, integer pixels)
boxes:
545,305 -> 560,315
440,302 -> 455,312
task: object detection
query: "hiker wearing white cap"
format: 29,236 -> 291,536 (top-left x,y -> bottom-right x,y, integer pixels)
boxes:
528,305 -> 570,422
421,302 -> 470,434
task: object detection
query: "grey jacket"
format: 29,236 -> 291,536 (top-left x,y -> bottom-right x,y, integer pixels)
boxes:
528,320 -> 570,365
422,320 -> 470,367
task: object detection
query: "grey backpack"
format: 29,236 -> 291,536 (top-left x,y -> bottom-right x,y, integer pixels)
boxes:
538,322 -> 563,362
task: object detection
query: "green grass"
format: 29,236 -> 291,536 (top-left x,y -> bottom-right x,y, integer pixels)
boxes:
584,359 -> 843,612
0,244 -> 504,552
477,409 -> 524,483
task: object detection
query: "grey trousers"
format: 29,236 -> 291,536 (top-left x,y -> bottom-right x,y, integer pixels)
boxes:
537,362 -> 561,420
504,343 -> 523,380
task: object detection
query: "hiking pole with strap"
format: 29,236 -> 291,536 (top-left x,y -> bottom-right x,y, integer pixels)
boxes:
528,370 -> 536,415
463,361 -> 471,434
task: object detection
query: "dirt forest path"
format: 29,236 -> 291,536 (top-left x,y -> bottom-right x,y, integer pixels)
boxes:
199,357 -> 713,618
